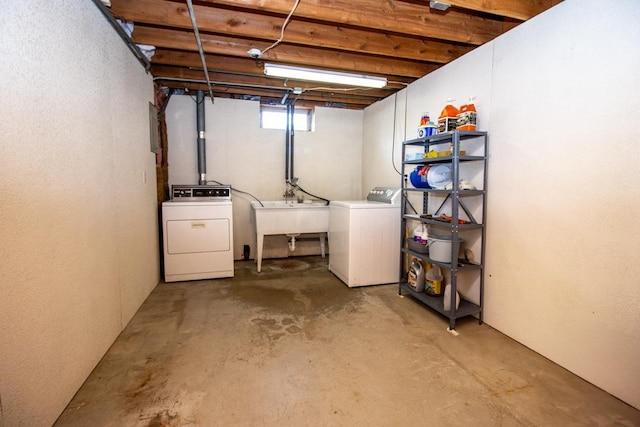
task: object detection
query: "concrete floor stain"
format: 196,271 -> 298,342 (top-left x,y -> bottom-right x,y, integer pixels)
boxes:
267,258 -> 310,271
53,256 -> 640,426
171,298 -> 187,330
147,409 -> 181,427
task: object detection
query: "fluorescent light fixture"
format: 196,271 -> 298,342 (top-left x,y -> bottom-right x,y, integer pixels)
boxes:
264,63 -> 387,88
429,1 -> 451,11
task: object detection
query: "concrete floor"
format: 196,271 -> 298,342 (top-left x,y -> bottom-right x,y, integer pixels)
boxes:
56,256 -> 640,426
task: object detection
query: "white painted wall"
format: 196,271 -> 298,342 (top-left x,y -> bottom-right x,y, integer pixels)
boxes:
0,1 -> 159,425
362,0 -> 640,410
166,96 -> 363,259
361,90 -> 407,195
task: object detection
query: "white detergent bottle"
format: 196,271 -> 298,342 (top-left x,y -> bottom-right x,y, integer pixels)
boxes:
413,223 -> 428,243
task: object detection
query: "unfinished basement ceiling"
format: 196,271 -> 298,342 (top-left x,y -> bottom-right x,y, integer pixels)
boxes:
106,0 -> 562,109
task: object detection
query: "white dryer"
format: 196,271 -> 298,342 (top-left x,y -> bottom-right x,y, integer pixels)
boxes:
329,188 -> 401,287
162,185 -> 234,282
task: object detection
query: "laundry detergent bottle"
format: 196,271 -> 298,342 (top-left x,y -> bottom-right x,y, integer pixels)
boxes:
413,223 -> 428,243
457,96 -> 477,131
408,259 -> 425,292
438,98 -> 459,133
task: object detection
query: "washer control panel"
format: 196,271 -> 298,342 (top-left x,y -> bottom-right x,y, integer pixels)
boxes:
366,187 -> 401,204
171,185 -> 231,201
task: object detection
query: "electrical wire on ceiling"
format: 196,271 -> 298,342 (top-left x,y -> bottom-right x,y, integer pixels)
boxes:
391,92 -> 402,176
185,0 -> 215,103
260,0 -> 301,56
397,87 -> 418,215
388,80 -> 411,87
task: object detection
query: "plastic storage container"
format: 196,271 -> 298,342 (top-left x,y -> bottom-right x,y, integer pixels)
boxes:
407,238 -> 428,253
428,235 -> 464,263
409,166 -> 431,188
409,164 -> 452,189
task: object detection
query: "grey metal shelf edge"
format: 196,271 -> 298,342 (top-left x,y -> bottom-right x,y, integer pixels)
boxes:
399,130 -> 488,331
404,155 -> 485,164
399,282 -> 481,319
401,247 -> 482,271
404,130 -> 487,146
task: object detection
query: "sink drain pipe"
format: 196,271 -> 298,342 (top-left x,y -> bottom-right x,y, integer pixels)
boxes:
196,90 -> 206,185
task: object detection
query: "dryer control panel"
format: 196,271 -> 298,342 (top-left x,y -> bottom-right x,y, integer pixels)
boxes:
171,185 -> 232,201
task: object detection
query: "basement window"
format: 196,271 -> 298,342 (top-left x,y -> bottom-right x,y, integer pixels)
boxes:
260,106 -> 313,131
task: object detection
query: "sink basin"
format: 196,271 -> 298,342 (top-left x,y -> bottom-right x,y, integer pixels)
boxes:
251,200 -> 330,272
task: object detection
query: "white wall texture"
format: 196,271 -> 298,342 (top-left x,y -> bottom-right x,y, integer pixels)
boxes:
0,1 -> 159,425
361,90 -> 408,195
166,96 -> 363,259
362,0 -> 640,410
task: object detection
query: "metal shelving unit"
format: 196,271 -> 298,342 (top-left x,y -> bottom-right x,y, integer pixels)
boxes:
398,130 -> 488,331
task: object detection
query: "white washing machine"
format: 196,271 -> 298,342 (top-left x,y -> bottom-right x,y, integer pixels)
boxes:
162,185 -> 234,282
329,187 -> 401,287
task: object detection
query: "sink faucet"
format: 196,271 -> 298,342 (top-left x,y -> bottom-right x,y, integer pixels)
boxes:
283,187 -> 295,203
284,178 -> 298,203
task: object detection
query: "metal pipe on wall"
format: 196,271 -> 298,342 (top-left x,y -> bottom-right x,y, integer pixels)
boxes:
196,90 -> 207,185
289,103 -> 295,182
185,0 -> 215,102
285,102 -> 295,182
285,102 -> 291,180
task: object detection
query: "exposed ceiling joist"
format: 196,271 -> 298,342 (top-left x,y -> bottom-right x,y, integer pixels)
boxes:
106,0 -> 562,109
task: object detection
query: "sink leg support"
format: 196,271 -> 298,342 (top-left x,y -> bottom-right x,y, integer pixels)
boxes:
320,233 -> 326,258
256,233 -> 264,272
256,232 -> 326,272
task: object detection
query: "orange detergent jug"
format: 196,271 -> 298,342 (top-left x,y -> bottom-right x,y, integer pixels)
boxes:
457,96 -> 477,131
438,99 -> 459,133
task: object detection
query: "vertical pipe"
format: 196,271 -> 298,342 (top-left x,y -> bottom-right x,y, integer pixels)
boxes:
285,102 -> 291,181
288,102 -> 295,182
196,90 -> 206,185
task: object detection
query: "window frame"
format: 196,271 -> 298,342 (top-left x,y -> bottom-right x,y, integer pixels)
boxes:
260,105 -> 314,131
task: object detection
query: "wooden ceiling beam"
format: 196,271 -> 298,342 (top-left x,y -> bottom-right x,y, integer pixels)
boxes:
194,0 -> 505,44
108,0 -> 561,110
133,26 -> 437,78
434,0 -> 560,21
110,0 -> 473,63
